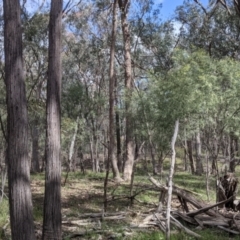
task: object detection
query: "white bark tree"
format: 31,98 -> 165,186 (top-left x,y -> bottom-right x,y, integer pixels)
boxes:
166,120 -> 179,240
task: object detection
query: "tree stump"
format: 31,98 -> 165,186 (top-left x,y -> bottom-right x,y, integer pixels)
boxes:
217,173 -> 238,210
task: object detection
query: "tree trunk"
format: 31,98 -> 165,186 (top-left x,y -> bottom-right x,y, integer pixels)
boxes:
116,110 -> 122,172
115,74 -> 122,172
31,121 -> 40,173
68,117 -> 79,172
95,137 -> 100,172
187,139 -> 195,174
195,131 -> 203,175
3,0 -> 36,239
90,136 -> 95,172
184,128 -> 188,171
166,120 -> 179,240
211,136 -> 219,175
229,132 -> 236,173
109,0 -> 121,180
118,0 -> 134,181
42,1 -> 62,239
104,0 -> 121,210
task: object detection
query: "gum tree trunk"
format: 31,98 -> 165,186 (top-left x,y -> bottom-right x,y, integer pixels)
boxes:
42,0 -> 63,239
166,120 -> 179,240
3,0 -> 36,239
195,131 -> 203,175
68,117 -> 79,172
109,0 -> 121,179
118,0 -> 134,181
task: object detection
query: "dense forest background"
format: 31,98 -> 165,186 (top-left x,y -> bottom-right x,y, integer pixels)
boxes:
1,0 -> 240,239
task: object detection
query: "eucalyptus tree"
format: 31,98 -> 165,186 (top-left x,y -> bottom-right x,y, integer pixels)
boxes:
145,48 -> 240,175
117,0 -> 135,181
175,1 -> 240,59
108,0 -> 121,180
3,0 -> 36,239
42,0 -> 63,239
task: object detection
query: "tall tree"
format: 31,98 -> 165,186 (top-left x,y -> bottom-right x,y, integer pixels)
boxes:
3,0 -> 36,239
42,0 -> 63,239
109,0 -> 121,180
118,0 -> 134,181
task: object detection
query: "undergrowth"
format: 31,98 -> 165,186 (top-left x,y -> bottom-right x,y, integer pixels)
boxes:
1,157 -> 240,239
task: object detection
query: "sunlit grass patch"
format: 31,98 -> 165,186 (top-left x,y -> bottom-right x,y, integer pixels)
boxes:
30,172 -> 45,181
0,199 -> 9,227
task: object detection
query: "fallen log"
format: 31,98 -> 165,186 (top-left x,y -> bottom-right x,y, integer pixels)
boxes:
170,215 -> 201,239
186,196 -> 233,217
149,176 -> 216,216
217,226 -> 240,235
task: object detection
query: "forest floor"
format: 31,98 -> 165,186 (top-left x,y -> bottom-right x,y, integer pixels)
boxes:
1,158 -> 240,239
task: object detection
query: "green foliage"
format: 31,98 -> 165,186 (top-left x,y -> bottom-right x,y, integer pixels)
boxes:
175,1 -> 240,59
139,48 -> 240,144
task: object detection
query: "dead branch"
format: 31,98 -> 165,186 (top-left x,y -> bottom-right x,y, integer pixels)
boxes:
149,175 -> 216,216
217,225 -> 240,234
186,196 -> 233,217
170,215 -> 201,239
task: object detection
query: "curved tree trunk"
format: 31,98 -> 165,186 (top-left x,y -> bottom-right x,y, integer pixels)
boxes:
3,0 -> 36,239
42,1 -> 63,239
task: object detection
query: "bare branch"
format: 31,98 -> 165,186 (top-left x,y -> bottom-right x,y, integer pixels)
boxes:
194,0 -> 208,15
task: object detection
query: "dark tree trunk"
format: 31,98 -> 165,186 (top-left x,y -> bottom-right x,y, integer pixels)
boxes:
116,110 -> 122,172
115,73 -> 122,172
229,132 -> 236,173
31,122 -> 40,173
3,0 -> 36,239
187,140 -> 195,174
184,128 -> 188,171
211,136 -> 218,175
42,0 -> 63,239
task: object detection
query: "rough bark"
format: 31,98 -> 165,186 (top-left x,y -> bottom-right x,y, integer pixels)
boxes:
3,0 -> 36,239
42,0 -> 63,239
118,0 -> 134,181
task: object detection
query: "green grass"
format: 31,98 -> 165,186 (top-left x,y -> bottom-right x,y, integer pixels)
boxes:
0,199 -> 9,240
2,156 -> 240,239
